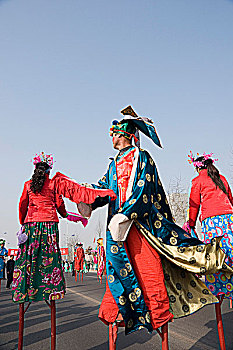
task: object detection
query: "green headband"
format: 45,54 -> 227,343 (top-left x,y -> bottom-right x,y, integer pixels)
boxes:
110,120 -> 138,141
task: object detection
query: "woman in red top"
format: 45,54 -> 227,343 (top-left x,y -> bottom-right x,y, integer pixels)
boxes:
188,152 -> 233,298
13,153 -> 69,303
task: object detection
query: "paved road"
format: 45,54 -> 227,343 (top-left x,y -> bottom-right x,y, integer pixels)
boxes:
0,272 -> 233,350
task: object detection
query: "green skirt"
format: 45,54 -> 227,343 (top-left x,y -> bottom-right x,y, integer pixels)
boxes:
12,222 -> 66,303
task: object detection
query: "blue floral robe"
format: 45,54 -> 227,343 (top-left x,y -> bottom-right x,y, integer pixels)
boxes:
92,146 -> 232,334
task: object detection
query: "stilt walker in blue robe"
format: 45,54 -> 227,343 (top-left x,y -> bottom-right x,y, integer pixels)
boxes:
79,106 -> 233,336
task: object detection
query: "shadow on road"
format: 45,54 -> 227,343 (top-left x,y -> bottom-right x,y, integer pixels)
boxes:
88,327 -> 155,350
190,310 -> 233,350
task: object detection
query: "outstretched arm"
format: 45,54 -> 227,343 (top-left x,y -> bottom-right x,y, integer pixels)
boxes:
52,172 -> 116,216
188,179 -> 201,228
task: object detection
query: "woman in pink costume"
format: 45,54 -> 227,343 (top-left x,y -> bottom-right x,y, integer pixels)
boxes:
97,238 -> 106,282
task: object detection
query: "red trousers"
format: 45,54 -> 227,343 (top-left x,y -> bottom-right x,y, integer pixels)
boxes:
99,224 -> 173,329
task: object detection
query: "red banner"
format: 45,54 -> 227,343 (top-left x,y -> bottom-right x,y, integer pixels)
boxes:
8,249 -> 18,256
60,248 -> 68,255
8,248 -> 68,256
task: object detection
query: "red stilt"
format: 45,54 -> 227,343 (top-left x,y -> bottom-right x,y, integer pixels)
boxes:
108,318 -> 169,350
51,300 -> 56,350
18,303 -> 24,350
215,298 -> 226,350
230,299 -> 233,309
81,272 -> 83,282
161,322 -> 169,350
109,323 -> 116,350
75,270 -> 77,282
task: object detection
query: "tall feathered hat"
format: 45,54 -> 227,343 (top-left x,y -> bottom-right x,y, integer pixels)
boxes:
110,106 -> 162,148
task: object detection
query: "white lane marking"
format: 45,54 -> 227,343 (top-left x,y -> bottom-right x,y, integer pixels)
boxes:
68,287 -> 100,305
168,329 -> 215,350
83,274 -> 99,279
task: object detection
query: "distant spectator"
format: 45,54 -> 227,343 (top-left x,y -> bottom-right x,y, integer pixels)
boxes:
6,255 -> 15,289
0,239 -> 8,281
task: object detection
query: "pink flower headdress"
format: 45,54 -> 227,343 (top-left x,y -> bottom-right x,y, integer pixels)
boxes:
32,151 -> 54,169
188,151 -> 218,168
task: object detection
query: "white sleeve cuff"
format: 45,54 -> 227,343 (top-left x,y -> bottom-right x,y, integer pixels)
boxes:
108,213 -> 133,241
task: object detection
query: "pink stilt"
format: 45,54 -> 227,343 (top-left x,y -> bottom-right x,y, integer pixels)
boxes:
215,297 -> 226,350
18,303 -> 24,350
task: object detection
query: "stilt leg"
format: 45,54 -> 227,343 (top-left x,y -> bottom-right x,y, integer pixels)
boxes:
109,323 -> 113,350
109,323 -> 117,350
215,299 -> 226,350
18,303 -> 24,350
81,272 -> 83,282
0,278 -> 1,293
75,270 -> 77,282
230,299 -> 233,309
51,300 -> 56,350
161,322 -> 169,350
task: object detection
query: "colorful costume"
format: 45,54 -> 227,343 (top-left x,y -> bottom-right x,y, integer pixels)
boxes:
86,107 -> 233,335
92,250 -> 98,271
189,159 -> 233,298
13,152 -> 117,303
74,244 -> 85,272
97,238 -> 106,277
0,240 -> 8,279
85,247 -> 93,272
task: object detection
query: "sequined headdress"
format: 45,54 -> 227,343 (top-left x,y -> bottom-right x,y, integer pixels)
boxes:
188,151 -> 218,168
32,152 -> 54,169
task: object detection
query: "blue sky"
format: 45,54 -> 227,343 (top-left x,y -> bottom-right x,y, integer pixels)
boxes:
1,0 -> 233,249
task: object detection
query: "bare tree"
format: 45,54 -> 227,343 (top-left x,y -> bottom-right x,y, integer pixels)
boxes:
167,176 -> 188,226
96,217 -> 104,238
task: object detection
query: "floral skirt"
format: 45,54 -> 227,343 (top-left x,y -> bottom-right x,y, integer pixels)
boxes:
202,214 -> 233,298
12,222 -> 66,303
